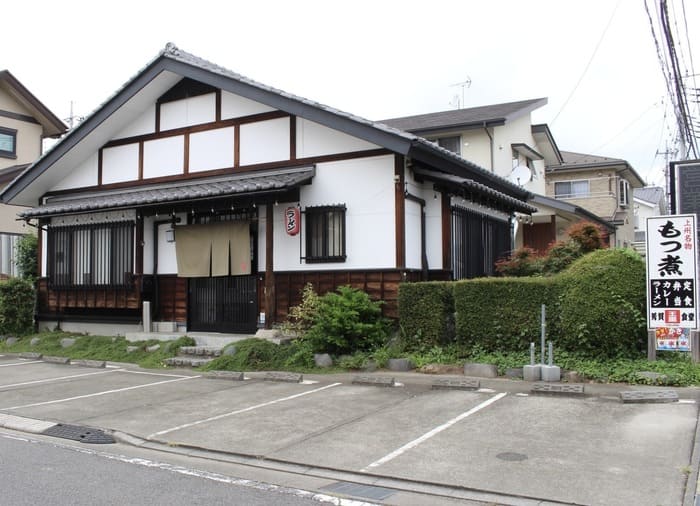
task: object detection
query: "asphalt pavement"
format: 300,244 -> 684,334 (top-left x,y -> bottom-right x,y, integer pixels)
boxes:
1,354 -> 699,506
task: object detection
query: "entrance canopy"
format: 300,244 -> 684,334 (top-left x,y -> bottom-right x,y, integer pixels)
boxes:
19,166 -> 315,219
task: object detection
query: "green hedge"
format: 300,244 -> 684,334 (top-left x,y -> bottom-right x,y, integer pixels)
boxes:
0,278 -> 35,335
556,248 -> 646,358
454,277 -> 560,352
398,248 -> 646,359
397,281 -> 455,349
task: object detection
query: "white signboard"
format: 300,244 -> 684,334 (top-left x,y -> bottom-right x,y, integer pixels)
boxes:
646,214 -> 698,351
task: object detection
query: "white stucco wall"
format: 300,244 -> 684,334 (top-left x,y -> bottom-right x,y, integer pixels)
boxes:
296,118 -> 379,157
239,118 -> 289,165
52,153 -> 99,190
189,127 -> 235,172
160,93 -> 216,131
221,91 -> 275,118
102,144 -> 139,184
269,155 -> 396,271
143,136 -> 184,179
113,105 -> 156,139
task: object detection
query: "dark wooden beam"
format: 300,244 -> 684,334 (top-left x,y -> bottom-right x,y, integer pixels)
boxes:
265,203 -> 275,329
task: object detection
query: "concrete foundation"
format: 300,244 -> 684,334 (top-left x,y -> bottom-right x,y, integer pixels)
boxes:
523,364 -> 542,382
541,365 -> 561,382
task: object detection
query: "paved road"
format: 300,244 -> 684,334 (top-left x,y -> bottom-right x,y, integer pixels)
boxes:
1,354 -> 699,505
0,430 -> 334,506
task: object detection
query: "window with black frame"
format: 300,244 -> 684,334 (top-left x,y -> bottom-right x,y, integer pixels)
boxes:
47,221 -> 134,289
0,127 -> 17,158
304,205 -> 346,263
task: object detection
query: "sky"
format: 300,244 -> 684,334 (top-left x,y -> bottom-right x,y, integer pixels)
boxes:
3,0 -> 698,188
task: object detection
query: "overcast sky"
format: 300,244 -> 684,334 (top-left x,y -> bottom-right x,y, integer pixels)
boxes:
4,0 -> 698,187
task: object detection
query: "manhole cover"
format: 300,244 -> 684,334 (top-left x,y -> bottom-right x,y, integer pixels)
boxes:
496,452 -> 528,462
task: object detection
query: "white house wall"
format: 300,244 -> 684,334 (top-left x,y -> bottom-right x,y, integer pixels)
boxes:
159,93 -> 216,131
52,153 -> 99,190
296,118 -> 380,158
239,118 -> 290,165
143,136 -> 184,178
102,144 -> 139,184
114,105 -> 156,139
221,91 -> 275,118
189,127 -> 235,172
272,155 -> 396,271
405,199 -> 422,269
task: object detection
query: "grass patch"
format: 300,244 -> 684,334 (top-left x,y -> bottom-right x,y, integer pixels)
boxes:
4,332 -> 700,386
0,331 -> 195,369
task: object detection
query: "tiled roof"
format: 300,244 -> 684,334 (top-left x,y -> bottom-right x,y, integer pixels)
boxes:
379,98 -> 547,133
20,166 -> 314,219
558,151 -> 627,166
634,186 -> 665,205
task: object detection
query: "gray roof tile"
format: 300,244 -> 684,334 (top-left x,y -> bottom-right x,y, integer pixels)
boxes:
21,166 -> 314,218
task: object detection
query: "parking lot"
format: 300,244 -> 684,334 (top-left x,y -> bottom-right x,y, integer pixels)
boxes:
1,353 -> 699,506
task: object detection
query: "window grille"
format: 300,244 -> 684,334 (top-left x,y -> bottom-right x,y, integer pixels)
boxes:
47,221 -> 135,289
304,205 -> 346,263
451,206 -> 509,279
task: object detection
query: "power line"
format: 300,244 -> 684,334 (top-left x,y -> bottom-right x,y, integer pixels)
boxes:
551,0 -> 620,125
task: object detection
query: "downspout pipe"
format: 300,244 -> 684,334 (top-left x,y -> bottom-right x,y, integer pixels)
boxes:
483,122 -> 494,171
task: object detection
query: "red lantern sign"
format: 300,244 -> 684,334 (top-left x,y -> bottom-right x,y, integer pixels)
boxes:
285,206 -> 300,236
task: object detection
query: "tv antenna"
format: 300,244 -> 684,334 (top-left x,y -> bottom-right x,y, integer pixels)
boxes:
450,77 -> 472,109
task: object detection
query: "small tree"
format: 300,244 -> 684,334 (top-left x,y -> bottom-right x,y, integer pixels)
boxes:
15,234 -> 38,282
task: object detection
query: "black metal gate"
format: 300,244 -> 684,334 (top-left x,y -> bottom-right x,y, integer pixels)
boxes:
188,275 -> 258,333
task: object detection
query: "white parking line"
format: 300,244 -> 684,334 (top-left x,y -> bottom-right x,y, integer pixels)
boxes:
0,368 -> 122,389
148,382 -> 343,439
4,375 -> 201,410
0,361 -> 43,367
362,392 -> 507,471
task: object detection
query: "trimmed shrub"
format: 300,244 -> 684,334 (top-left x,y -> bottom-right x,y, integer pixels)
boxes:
15,234 -> 38,282
495,247 -> 543,277
303,285 -> 389,355
0,277 -> 35,335
397,281 -> 455,349
454,277 -> 559,352
556,248 -> 646,358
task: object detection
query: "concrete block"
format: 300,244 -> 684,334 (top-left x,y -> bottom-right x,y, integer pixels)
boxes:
523,364 -> 541,381
71,359 -> 106,368
541,365 -> 561,382
19,352 -> 42,359
432,378 -> 480,391
43,356 -> 71,365
314,353 -> 333,368
30,338 -> 41,346
352,375 -> 395,387
619,390 -> 678,404
464,363 -> 498,378
531,383 -> 585,396
204,371 -> 245,381
5,337 -> 17,345
388,358 -> 414,371
264,371 -> 303,383
60,338 -> 76,348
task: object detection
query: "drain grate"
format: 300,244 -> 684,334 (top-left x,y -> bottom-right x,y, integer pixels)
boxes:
320,481 -> 395,501
42,423 -> 115,444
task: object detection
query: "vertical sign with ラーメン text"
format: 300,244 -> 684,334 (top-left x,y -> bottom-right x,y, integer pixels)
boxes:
646,214 -> 698,351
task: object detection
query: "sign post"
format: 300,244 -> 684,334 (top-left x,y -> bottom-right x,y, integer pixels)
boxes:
646,214 -> 698,356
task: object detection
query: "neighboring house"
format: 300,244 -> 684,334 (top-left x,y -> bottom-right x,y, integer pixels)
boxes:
545,151 -> 646,248
381,100 -> 613,254
0,71 -> 66,276
0,44 -> 534,336
632,186 -> 668,254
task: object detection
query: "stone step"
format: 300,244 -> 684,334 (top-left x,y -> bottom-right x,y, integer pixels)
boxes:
178,346 -> 223,357
164,357 -> 214,368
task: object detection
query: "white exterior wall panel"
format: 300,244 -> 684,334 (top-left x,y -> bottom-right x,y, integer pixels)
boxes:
272,155 -> 395,271
159,93 -> 216,131
189,127 -> 235,172
143,136 -> 184,179
102,145 -> 139,184
221,91 -> 275,118
52,153 -> 99,190
405,199 -> 422,269
296,118 -> 379,157
113,105 -> 156,139
240,118 -> 289,165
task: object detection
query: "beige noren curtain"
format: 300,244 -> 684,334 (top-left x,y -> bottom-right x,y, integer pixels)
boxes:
175,221 -> 250,277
